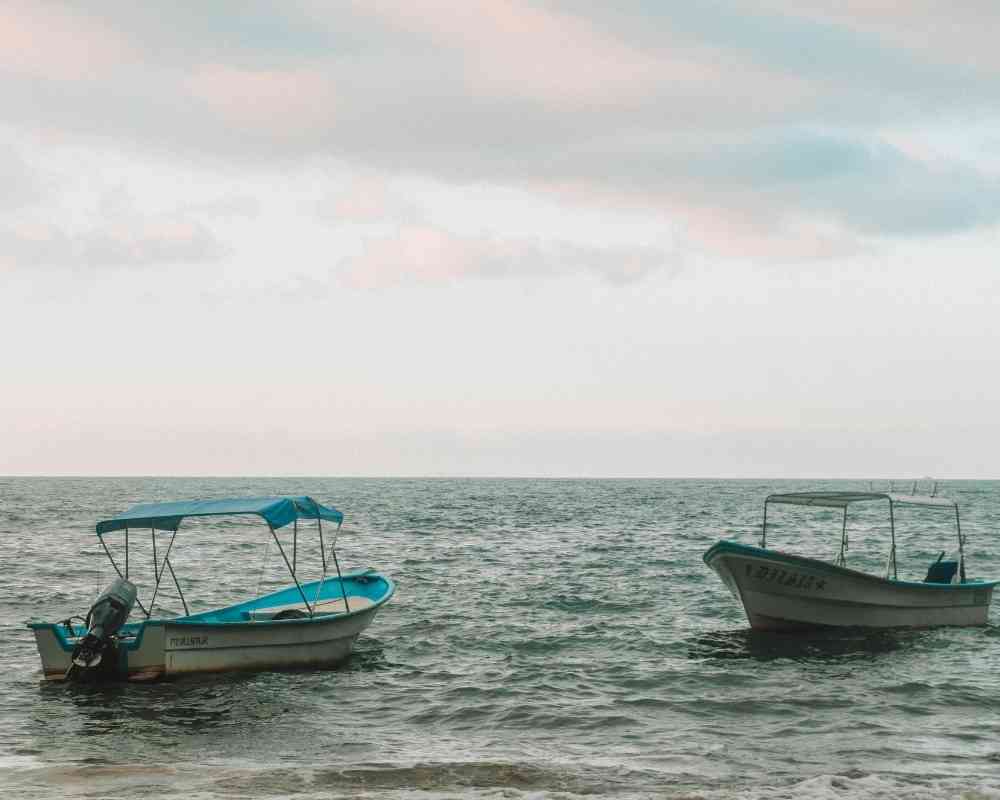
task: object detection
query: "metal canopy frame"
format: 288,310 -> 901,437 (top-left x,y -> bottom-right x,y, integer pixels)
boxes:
97,512 -> 351,620
760,490 -> 965,582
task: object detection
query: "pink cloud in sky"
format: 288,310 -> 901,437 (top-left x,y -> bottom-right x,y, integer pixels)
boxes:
0,2 -> 134,81
355,0 -> 715,108
341,225 -> 674,288
0,3 -> 995,267
671,202 -> 861,262
330,177 -> 392,222
186,64 -> 336,136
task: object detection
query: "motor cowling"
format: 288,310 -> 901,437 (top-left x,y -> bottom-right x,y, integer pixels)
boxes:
69,577 -> 138,675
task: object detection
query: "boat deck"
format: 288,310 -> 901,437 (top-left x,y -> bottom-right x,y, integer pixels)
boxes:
240,595 -> 375,620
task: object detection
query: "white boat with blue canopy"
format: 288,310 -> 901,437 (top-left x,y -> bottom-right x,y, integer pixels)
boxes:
704,490 -> 997,631
27,496 -> 395,681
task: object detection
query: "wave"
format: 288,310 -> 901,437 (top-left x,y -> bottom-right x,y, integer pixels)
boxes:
4,763 -> 1000,800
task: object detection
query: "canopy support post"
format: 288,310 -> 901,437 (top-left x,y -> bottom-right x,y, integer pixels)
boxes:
887,499 -> 898,580
125,526 -> 129,579
165,558 -> 189,616
760,501 -> 768,548
148,527 -> 180,619
292,518 -> 298,577
837,508 -> 848,567
97,534 -> 149,617
318,517 -> 327,573
269,524 -> 312,615
330,520 -> 350,614
955,504 -> 966,582
151,526 -> 158,587
314,517 -> 328,608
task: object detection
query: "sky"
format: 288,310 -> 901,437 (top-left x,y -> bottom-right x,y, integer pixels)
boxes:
2,1 -> 999,477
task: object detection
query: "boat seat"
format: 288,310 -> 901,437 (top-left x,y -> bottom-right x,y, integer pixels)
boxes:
241,595 -> 375,621
924,559 -> 958,583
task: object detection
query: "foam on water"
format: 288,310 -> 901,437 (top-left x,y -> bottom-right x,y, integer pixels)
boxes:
4,763 -> 1000,800
2,477 -> 1000,799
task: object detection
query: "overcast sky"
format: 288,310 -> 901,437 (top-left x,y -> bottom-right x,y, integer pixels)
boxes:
2,1 -> 998,477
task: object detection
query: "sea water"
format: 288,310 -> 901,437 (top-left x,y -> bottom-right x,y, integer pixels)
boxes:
1,477 -> 999,799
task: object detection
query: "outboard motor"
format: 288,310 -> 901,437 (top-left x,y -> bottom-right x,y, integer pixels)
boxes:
68,577 -> 137,678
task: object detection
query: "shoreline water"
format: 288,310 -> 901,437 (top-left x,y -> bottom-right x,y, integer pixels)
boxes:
3,477 -> 1000,799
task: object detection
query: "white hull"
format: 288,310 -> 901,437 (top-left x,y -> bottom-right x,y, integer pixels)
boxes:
704,541 -> 995,630
32,605 -> 380,681
164,604 -> 378,677
31,579 -> 391,682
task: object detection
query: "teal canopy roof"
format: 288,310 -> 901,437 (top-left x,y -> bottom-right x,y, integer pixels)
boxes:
96,496 -> 344,535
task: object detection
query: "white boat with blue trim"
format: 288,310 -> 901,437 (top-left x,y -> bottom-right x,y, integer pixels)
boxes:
704,491 -> 997,631
27,496 -> 395,681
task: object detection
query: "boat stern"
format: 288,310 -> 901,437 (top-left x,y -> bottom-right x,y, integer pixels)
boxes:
26,619 -> 166,682
27,622 -> 76,680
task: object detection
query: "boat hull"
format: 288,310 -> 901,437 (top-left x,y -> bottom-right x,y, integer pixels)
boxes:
704,541 -> 996,631
162,605 -> 376,677
29,572 -> 393,681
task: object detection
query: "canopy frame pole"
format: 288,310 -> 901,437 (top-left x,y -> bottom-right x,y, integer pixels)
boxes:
151,526 -> 158,587
837,507 -> 848,567
887,499 -> 898,580
99,534 -> 124,580
955,504 -> 966,582
150,525 -> 158,616
97,534 -> 149,617
314,517 -> 328,608
318,516 -> 328,573
125,526 -> 129,579
148,527 -> 180,619
329,519 -> 350,613
165,558 -> 189,616
269,524 -> 313,615
292,518 -> 298,577
760,501 -> 768,548
254,536 -> 272,608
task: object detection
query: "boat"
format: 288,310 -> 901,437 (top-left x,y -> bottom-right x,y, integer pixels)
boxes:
27,496 -> 395,681
703,490 -> 997,630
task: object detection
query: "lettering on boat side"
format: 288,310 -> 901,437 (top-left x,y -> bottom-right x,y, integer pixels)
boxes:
169,635 -> 208,648
745,564 -> 826,591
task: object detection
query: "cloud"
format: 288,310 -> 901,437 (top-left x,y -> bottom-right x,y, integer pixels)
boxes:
340,225 -> 676,288
184,64 -> 337,142
0,219 -> 227,270
0,2 -> 135,81
0,223 -> 76,269
653,129 -> 1000,238
743,1 -> 1000,75
323,176 -> 393,222
81,220 -> 228,267
0,149 -> 41,210
1,2 -> 998,258
356,0 -> 714,109
178,196 -> 261,220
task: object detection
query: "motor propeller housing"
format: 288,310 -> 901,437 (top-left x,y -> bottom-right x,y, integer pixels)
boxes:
68,577 -> 138,677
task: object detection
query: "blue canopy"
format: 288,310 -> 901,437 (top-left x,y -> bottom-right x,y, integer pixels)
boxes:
96,496 -> 344,535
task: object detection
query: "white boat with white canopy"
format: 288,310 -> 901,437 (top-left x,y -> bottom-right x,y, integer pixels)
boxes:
704,490 -> 997,631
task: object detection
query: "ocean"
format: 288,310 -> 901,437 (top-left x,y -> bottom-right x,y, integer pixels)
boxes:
2,477 -> 999,799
